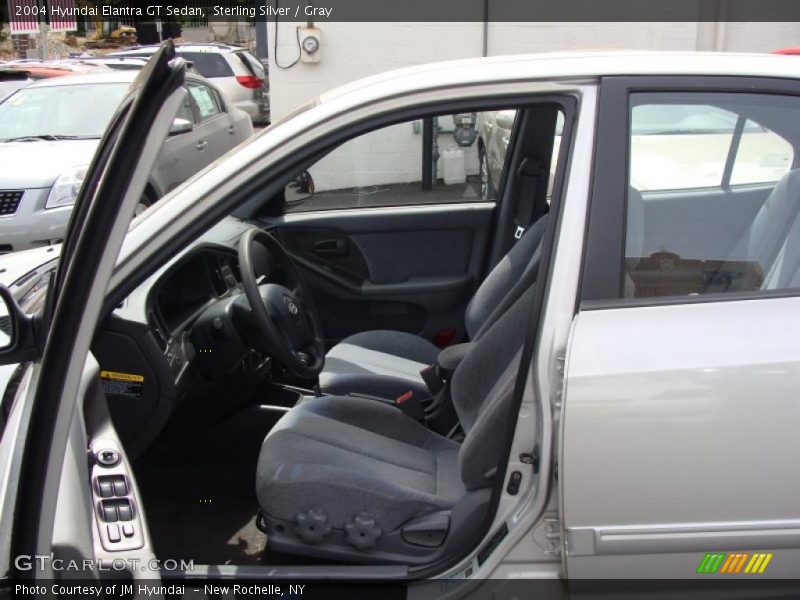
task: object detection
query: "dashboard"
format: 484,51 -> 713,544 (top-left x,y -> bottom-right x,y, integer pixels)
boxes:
93,225 -> 268,457
153,251 -> 241,334
147,249 -> 242,381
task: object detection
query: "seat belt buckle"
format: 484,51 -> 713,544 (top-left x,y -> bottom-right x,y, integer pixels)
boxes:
514,225 -> 526,240
396,390 -> 413,405
395,391 -> 427,421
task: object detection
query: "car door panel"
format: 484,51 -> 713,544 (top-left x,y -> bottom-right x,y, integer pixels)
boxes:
271,202 -> 493,345
562,298 -> 800,578
569,75 -> 800,580
2,42 -> 184,584
201,113 -> 234,161
158,130 -> 199,194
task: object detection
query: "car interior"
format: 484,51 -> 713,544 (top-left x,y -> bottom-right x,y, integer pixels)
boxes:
47,81 -> 800,580
74,99 -> 570,573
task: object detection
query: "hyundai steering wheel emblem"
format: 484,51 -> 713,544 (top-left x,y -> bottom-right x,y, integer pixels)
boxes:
287,301 -> 299,316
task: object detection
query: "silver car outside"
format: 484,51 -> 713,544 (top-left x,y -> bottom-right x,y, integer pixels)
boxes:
0,70 -> 253,253
110,43 -> 270,124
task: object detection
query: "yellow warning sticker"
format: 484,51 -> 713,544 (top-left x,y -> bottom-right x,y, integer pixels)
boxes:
100,371 -> 144,383
100,371 -> 144,399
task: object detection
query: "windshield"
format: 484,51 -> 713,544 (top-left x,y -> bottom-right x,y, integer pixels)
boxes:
0,82 -> 129,141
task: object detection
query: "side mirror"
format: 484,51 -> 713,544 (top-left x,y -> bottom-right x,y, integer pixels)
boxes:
284,171 -> 315,204
0,285 -> 38,364
169,117 -> 193,136
495,110 -> 517,130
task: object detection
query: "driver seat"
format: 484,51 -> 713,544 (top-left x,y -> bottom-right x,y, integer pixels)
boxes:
256,280 -> 535,564
318,215 -> 549,399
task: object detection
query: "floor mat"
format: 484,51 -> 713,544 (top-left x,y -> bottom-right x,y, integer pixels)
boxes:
133,406 -> 281,565
144,497 -> 266,565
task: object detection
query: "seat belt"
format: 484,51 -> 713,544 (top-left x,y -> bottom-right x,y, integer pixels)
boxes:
513,156 -> 544,240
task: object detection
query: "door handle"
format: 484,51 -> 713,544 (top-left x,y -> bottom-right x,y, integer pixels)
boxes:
312,239 -> 348,257
196,140 -> 208,151
228,126 -> 235,135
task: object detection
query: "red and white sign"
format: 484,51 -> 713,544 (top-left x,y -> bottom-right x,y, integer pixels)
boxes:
48,0 -> 77,32
7,0 -> 40,34
6,0 -> 77,34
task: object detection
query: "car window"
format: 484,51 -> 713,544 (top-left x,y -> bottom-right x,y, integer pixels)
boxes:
630,102 -> 793,191
187,81 -> 222,121
235,50 -> 266,79
177,94 -> 195,124
177,51 -> 234,78
624,92 -> 800,299
729,119 -> 794,186
282,111 -> 519,214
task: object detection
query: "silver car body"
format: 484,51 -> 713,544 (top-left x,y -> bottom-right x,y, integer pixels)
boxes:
110,43 -> 269,124
2,51 -> 800,585
0,70 -> 253,252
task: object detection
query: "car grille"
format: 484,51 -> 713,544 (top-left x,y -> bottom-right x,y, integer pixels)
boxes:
0,190 -> 23,216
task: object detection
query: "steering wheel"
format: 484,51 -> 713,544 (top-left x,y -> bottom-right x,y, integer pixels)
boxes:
237,228 -> 325,379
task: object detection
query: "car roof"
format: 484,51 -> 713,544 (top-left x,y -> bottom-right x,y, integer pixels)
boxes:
3,61 -> 103,75
114,42 -> 246,55
20,69 -> 206,89
773,47 -> 800,55
320,50 -> 800,105
22,70 -> 139,88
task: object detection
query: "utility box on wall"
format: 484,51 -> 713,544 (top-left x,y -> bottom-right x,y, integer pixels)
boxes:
299,27 -> 321,63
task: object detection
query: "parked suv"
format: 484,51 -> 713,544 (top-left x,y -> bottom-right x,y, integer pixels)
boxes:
110,43 -> 269,124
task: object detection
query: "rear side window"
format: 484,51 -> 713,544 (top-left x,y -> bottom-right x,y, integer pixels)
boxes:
235,51 -> 266,79
630,101 -> 793,191
177,52 -> 234,78
187,82 -> 222,121
624,92 -> 800,298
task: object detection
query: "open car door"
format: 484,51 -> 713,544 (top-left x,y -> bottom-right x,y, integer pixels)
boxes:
0,42 -> 187,587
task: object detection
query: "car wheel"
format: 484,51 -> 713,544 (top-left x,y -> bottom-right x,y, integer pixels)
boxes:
479,145 -> 494,201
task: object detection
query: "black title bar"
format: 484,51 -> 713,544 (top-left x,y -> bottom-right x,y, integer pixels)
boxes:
6,0 -> 800,23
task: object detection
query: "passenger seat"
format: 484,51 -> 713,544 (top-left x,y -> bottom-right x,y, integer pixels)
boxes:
318,215 -> 549,399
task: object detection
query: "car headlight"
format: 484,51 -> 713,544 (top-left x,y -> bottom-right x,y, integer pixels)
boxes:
45,166 -> 88,210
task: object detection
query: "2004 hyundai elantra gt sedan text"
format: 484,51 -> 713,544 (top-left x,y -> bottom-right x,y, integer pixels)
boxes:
1,42 -> 800,595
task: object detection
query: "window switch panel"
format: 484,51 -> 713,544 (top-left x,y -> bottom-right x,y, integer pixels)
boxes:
107,524 -> 121,543
112,479 -> 128,497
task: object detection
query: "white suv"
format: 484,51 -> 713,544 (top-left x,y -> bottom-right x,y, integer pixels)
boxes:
110,43 -> 269,124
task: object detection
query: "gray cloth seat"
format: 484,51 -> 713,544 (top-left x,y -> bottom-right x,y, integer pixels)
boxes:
318,215 -> 549,398
726,169 -> 800,289
257,396 -> 464,534
319,330 -> 441,399
257,279 -> 536,563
